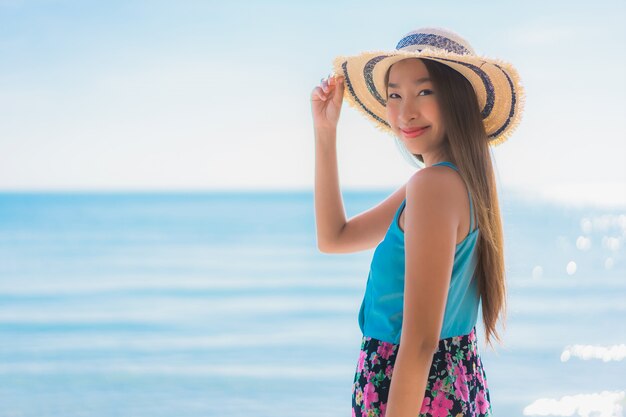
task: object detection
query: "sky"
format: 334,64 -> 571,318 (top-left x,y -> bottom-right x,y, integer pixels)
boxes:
1,0 -> 625,207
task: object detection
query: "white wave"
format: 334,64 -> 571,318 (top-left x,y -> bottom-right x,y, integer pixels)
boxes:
523,390 -> 625,417
561,344 -> 626,362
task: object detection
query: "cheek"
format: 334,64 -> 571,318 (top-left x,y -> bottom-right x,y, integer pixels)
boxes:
385,106 -> 398,125
429,102 -> 443,121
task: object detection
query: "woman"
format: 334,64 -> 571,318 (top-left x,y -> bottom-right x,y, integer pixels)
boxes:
311,27 -> 525,416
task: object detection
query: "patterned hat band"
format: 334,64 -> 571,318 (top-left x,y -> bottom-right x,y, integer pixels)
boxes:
331,27 -> 526,150
395,32 -> 475,55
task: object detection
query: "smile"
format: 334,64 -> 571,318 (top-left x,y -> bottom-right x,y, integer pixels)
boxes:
401,126 -> 429,138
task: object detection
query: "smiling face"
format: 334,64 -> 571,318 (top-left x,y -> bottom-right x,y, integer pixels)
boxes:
385,58 -> 449,167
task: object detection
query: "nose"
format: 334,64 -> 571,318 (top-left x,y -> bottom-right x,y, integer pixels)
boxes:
398,100 -> 420,125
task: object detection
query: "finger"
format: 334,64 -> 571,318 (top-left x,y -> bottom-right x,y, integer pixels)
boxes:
321,79 -> 329,93
314,88 -> 327,101
332,80 -> 344,102
336,76 -> 345,92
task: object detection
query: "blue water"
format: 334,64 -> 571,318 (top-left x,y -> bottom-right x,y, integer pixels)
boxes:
0,190 -> 624,417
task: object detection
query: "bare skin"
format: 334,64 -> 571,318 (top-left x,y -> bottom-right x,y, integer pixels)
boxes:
310,72 -> 474,252
398,182 -> 475,245
311,74 -> 407,253
311,63 -> 478,416
386,58 -> 449,168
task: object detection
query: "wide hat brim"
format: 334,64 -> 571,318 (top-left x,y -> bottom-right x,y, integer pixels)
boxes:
332,48 -> 526,146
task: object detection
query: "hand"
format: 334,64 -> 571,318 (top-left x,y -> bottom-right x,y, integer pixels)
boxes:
311,73 -> 345,131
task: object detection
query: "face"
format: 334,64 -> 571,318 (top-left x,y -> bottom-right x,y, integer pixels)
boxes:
385,58 -> 448,166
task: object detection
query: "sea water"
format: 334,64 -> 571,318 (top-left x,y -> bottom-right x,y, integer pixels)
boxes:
0,190 -> 624,417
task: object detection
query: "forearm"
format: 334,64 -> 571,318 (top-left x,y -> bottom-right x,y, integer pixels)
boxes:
314,127 -> 346,251
385,347 -> 434,417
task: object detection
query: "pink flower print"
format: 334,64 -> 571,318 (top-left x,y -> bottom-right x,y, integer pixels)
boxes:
385,364 -> 394,378
476,363 -> 488,386
476,368 -> 484,386
445,352 -> 452,362
432,378 -> 443,392
452,335 -> 461,346
481,370 -> 489,389
358,350 -> 367,373
352,407 -> 357,417
363,381 -> 379,410
377,342 -> 395,360
366,370 -> 376,382
453,374 -> 470,401
371,352 -> 380,366
454,362 -> 468,379
430,391 -> 454,417
380,401 -> 387,417
476,389 -> 490,415
420,395 -> 432,415
468,329 -> 476,342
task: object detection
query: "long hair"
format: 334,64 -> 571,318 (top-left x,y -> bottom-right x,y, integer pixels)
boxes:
385,58 -> 508,350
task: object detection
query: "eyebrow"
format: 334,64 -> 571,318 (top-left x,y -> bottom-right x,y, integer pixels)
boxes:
387,77 -> 432,88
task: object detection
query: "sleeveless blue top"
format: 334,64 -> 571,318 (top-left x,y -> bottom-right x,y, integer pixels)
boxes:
358,161 -> 480,344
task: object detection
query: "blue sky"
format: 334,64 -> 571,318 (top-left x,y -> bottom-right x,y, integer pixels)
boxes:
1,0 -> 625,207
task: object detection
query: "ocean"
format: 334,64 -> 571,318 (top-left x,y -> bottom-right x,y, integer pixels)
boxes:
0,190 -> 624,417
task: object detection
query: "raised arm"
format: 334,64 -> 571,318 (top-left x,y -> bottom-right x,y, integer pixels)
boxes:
311,74 -> 346,252
318,180 -> 407,253
313,126 -> 345,252
311,74 -> 407,254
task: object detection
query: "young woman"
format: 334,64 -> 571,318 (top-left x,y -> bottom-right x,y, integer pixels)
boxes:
310,27 -> 525,416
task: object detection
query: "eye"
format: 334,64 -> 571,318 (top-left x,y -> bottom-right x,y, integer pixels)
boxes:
387,89 -> 433,99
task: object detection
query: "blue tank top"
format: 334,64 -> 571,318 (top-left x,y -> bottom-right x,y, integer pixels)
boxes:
358,161 -> 480,344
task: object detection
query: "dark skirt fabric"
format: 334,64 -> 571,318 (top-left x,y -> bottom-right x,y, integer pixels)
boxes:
351,326 -> 492,417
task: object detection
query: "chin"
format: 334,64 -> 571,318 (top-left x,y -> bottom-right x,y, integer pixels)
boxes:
403,144 -> 423,154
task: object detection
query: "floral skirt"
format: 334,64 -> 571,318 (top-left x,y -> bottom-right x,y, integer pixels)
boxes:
351,326 -> 492,417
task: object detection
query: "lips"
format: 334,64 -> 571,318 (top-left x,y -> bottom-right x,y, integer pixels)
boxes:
401,126 -> 429,134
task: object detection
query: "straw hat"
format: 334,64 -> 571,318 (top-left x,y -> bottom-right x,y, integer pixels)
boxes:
331,27 -> 526,154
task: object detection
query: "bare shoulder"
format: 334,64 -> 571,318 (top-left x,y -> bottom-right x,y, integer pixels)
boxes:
403,165 -> 465,239
406,165 -> 464,198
